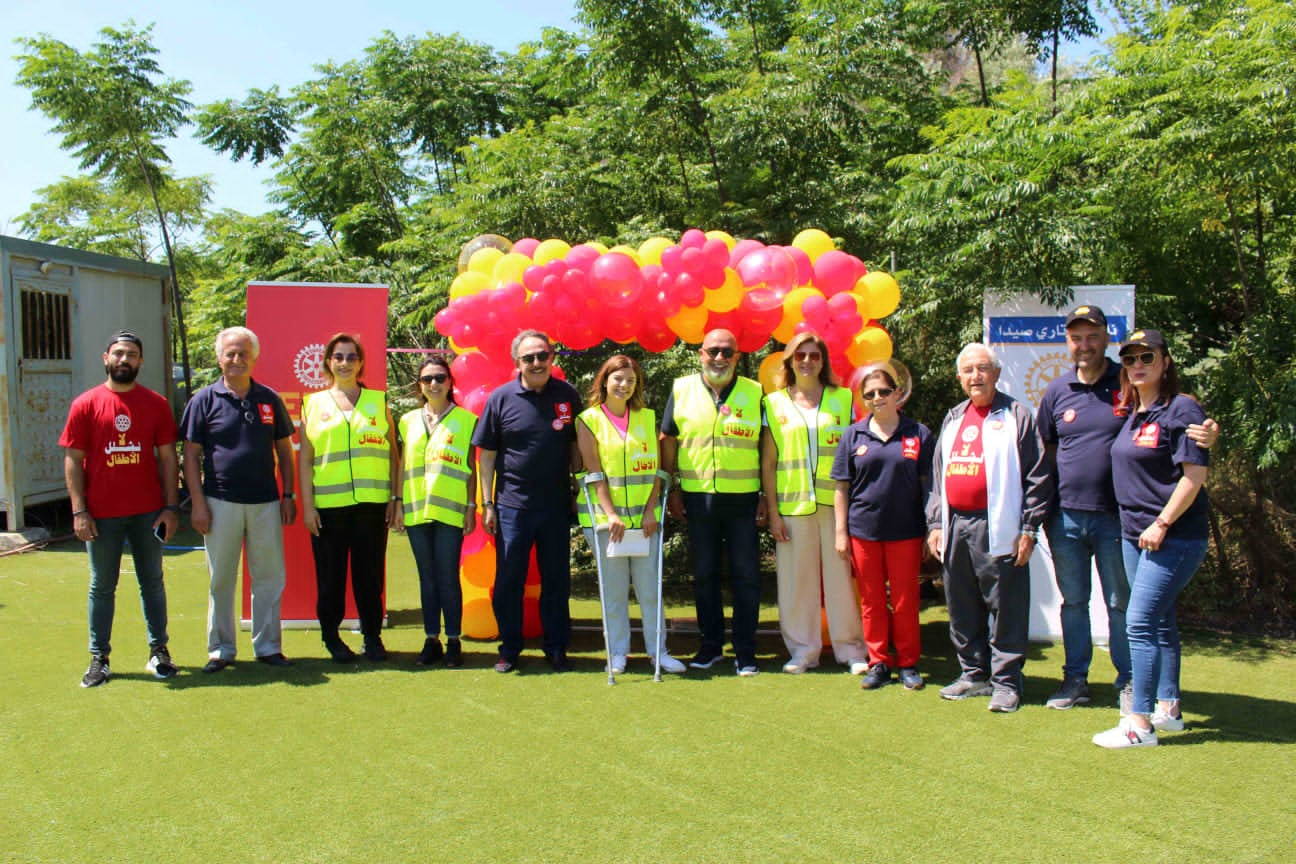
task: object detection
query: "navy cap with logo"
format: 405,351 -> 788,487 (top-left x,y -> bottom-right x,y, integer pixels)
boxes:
1119,328 -> 1167,355
105,330 -> 143,353
1065,304 -> 1108,329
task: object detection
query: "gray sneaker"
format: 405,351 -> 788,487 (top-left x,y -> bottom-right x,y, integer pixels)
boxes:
1046,676 -> 1091,710
988,688 -> 1021,713
1118,683 -> 1134,716
939,677 -> 993,700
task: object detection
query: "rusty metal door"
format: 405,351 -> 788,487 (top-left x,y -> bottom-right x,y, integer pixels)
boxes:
15,265 -> 76,508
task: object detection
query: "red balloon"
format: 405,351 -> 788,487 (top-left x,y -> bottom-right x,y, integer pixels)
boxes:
523,264 -> 547,293
605,314 -> 638,343
638,321 -> 677,353
736,326 -> 768,354
566,244 -> 602,270
542,273 -> 563,295
561,268 -> 586,294
699,259 -> 727,289
661,245 -> 684,275
680,228 -> 706,249
782,245 -> 814,287
680,247 -> 705,275
560,323 -> 601,351
550,364 -> 567,381
703,237 -> 730,267
813,250 -> 865,296
526,290 -> 556,326
674,273 -> 705,307
705,308 -> 743,335
591,252 -> 643,307
802,293 -> 830,330
462,384 -> 490,415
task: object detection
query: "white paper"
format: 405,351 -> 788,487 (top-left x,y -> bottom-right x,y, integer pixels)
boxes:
605,528 -> 650,558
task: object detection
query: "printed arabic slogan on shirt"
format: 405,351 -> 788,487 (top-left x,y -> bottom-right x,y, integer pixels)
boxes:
104,413 -> 143,467
947,423 -> 983,478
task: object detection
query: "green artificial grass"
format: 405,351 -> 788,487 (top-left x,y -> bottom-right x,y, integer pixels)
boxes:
2,537 -> 1293,863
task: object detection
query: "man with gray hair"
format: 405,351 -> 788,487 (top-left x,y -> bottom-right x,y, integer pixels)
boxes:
181,326 -> 297,672
926,343 -> 1054,712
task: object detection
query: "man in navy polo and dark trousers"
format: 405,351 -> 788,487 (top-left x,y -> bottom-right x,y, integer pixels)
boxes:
474,330 -> 582,673
1037,305 -> 1217,710
181,326 -> 297,672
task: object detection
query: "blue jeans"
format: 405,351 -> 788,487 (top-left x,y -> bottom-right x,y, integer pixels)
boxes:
406,520 -> 464,639
87,511 -> 168,656
1046,508 -> 1130,686
683,492 -> 762,657
493,504 -> 571,658
1122,536 -> 1208,716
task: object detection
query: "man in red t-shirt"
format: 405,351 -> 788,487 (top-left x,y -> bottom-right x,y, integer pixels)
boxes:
60,330 -> 180,688
926,343 -> 1054,713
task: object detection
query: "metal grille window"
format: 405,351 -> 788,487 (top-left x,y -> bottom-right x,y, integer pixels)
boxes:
21,288 -> 72,360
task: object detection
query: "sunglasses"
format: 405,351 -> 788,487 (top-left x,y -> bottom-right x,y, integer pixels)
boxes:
420,373 -> 449,384
703,347 -> 736,359
1121,351 -> 1158,367
519,350 -> 552,365
862,387 -> 896,401
331,352 -> 360,363
794,350 -> 822,362
238,398 -> 256,424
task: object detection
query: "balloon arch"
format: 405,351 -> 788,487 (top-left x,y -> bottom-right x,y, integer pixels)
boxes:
431,228 -> 902,640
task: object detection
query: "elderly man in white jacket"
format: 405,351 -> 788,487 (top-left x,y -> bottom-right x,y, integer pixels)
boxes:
926,343 -> 1054,713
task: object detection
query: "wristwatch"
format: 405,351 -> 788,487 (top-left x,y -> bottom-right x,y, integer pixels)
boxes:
282,492 -> 295,500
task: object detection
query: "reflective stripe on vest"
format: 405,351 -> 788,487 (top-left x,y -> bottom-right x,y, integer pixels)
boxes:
763,386 -> 852,515
303,389 -> 392,508
578,406 -> 657,527
399,406 -> 476,528
674,375 -> 761,493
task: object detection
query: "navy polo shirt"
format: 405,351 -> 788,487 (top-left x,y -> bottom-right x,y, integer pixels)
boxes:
1111,394 -> 1210,542
1036,360 -> 1126,512
471,374 -> 581,510
180,378 -> 294,504
830,414 -> 934,541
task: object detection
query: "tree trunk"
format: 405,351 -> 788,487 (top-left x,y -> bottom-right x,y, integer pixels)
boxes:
974,45 -> 989,107
1050,28 -> 1060,117
134,150 -> 192,400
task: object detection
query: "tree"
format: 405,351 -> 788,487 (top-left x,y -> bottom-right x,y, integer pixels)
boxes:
16,22 -> 196,393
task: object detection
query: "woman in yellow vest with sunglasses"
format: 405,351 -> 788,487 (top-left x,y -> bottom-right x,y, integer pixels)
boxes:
300,333 -> 399,663
395,357 -> 477,668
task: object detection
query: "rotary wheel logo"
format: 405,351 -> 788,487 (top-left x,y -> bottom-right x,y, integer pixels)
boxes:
294,343 -> 328,390
114,413 -> 132,433
1025,352 -> 1072,405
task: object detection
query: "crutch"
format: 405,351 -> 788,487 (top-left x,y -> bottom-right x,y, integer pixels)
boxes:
581,472 -> 616,686
651,469 -> 672,683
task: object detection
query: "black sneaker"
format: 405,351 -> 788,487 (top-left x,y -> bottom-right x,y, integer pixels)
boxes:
324,636 -> 357,664
147,645 -> 178,679
898,667 -> 925,690
861,663 -> 891,690
364,637 -> 388,662
416,638 -> 443,666
1046,676 -> 1091,710
546,648 -> 572,673
445,638 -> 464,668
81,655 -> 110,688
688,647 -> 724,670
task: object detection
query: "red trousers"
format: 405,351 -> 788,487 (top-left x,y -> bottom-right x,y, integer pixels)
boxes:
850,536 -> 923,668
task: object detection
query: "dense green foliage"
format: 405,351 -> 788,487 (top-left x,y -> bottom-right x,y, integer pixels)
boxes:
14,0 -> 1295,631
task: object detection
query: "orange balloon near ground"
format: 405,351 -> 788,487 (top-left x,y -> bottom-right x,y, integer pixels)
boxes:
462,597 -> 498,640
855,271 -> 901,320
462,545 -> 496,588
758,353 -> 784,393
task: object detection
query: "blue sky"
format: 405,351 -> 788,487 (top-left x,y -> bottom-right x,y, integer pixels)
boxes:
1,0 -> 579,233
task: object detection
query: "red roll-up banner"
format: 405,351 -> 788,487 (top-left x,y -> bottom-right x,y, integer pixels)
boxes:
245,282 -> 390,625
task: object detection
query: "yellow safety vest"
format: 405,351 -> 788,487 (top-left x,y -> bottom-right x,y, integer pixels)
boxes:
578,406 -> 658,528
398,405 -> 477,528
674,375 -> 761,494
303,389 -> 392,508
763,386 -> 852,515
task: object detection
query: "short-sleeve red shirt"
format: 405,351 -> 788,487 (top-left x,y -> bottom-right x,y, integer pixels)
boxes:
944,403 -> 990,512
59,384 -> 178,519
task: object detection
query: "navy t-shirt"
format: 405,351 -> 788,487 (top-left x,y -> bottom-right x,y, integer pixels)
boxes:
830,414 -> 934,541
1110,394 -> 1210,542
471,374 -> 582,510
180,378 -> 294,504
1036,360 -> 1127,512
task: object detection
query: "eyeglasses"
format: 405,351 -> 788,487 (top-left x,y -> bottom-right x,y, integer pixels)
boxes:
238,399 -> 256,424
331,352 -> 360,363
519,350 -> 552,365
862,387 -> 896,401
420,373 -> 449,384
703,347 -> 736,359
1121,351 -> 1158,367
794,350 -> 822,362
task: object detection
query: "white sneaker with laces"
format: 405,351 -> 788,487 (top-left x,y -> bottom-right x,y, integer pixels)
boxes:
849,661 -> 870,676
1092,718 -> 1158,749
1151,710 -> 1185,732
654,653 -> 687,674
782,657 -> 818,674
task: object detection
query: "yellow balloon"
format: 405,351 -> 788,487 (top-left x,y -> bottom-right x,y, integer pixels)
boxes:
666,304 -> 708,344
703,271 -> 742,312
468,246 -> 506,277
493,252 -> 531,287
792,228 -> 835,263
584,240 -> 609,255
772,286 -> 820,344
457,233 -> 511,273
638,236 -> 673,266
449,270 -> 491,301
534,238 -> 572,265
856,271 -> 901,320
846,326 -> 893,367
461,597 -> 498,640
758,353 -> 785,394
704,230 -> 736,250
608,244 -> 642,265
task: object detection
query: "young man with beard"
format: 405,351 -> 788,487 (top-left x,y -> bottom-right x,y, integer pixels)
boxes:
61,330 -> 181,687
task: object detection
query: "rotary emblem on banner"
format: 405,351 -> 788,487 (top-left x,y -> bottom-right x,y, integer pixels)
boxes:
294,343 -> 328,390
1025,352 -> 1071,405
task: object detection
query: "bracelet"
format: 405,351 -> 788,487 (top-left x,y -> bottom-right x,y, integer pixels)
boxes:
1154,517 -> 1170,529
282,492 -> 295,500
391,496 -> 402,502
482,501 -> 495,508
73,509 -> 89,517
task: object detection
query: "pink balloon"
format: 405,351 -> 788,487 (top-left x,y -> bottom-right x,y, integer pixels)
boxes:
591,252 -> 643,307
674,273 -> 705,307
561,268 -> 586,294
544,258 -> 567,278
566,244 -> 602,270
497,282 -> 526,310
511,237 -> 540,258
526,290 -> 555,325
462,384 -> 490,415
542,273 -> 563,295
782,245 -> 814,287
680,228 -> 706,249
827,291 -> 859,319
741,288 -> 785,315
680,247 -> 705,275
661,245 -> 684,275
801,294 -> 830,330
522,264 -> 547,293
641,263 -> 664,284
699,260 -> 727,289
736,247 -> 797,290
728,238 -> 765,268
703,237 -> 730,267
813,250 -> 865,296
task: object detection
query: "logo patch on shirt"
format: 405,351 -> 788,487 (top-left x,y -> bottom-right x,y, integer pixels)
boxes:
855,445 -> 869,457
1133,422 -> 1160,448
1112,391 -> 1130,418
114,413 -> 131,433
258,403 -> 274,425
555,402 -> 572,424
902,436 -> 921,460
720,404 -> 732,416
961,425 -> 979,443
990,420 -> 1004,430
1062,408 -> 1077,423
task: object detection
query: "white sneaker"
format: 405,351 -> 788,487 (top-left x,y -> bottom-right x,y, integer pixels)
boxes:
782,657 -> 819,674
608,654 -> 627,675
1092,718 -> 1158,749
1151,710 -> 1185,732
654,654 -> 687,674
849,661 -> 870,676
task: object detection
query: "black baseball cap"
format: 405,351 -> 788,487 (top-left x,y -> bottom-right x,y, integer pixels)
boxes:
1119,328 -> 1167,355
105,330 -> 143,352
1065,305 -> 1108,329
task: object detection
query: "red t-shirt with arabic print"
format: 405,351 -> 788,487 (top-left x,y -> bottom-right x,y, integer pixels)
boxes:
944,403 -> 990,512
59,384 -> 178,519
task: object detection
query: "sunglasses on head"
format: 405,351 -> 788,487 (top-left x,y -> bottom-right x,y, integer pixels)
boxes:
862,387 -> 896,401
794,350 -> 822,362
1121,351 -> 1158,367
331,352 -> 360,363
420,373 -> 449,384
703,346 -> 736,359
519,350 -> 552,365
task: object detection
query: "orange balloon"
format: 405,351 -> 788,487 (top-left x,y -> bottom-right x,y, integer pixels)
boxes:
846,325 -> 893,367
758,353 -> 784,393
855,271 -> 901,320
462,597 -> 498,640
462,546 -> 496,588
703,272 -> 742,312
772,286 -> 820,344
666,304 -> 708,343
